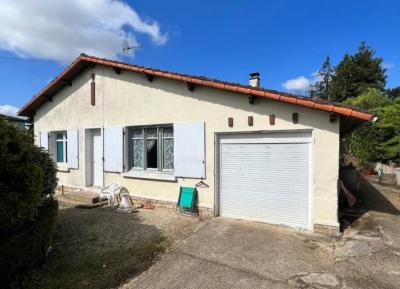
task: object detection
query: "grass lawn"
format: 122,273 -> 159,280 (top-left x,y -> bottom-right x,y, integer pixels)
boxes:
16,206 -> 198,289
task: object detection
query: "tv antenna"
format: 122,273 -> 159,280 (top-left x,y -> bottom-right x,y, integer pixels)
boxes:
122,40 -> 143,56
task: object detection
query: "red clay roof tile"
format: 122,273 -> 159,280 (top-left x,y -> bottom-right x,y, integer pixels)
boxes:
18,54 -> 374,122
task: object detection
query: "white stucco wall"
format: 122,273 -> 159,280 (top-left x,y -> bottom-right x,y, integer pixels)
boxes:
33,65 -> 340,229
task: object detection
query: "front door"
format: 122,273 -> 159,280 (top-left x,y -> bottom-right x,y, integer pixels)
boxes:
92,130 -> 103,186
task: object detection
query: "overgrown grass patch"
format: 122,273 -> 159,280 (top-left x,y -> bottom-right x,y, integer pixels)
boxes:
15,207 -> 172,289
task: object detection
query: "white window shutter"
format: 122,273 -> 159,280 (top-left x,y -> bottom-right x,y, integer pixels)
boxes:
48,133 -> 57,162
123,127 -> 129,172
67,129 -> 79,169
34,132 -> 40,147
40,131 -> 48,150
174,121 -> 205,178
104,127 -> 124,173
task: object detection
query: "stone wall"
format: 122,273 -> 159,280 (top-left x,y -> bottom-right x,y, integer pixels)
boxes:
56,185 -> 214,219
130,195 -> 214,219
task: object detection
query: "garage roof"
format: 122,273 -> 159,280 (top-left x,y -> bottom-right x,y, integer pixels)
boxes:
18,54 -> 373,122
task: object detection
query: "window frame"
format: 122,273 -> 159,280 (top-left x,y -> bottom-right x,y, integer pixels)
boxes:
128,125 -> 174,173
56,131 -> 68,164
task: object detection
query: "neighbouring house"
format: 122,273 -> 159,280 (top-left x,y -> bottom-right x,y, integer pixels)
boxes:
18,54 -> 373,233
1,113 -> 26,129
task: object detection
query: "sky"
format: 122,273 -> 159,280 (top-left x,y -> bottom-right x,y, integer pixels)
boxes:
0,0 -> 399,116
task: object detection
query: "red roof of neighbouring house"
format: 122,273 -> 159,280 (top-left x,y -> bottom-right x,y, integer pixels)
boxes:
18,54 -> 373,122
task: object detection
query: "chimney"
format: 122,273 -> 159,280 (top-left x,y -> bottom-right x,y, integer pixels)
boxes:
249,72 -> 260,87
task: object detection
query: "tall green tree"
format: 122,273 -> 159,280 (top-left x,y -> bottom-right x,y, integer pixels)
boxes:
310,56 -> 333,100
374,98 -> 400,162
330,42 -> 387,102
344,88 -> 400,165
387,86 -> 400,100
343,87 -> 389,109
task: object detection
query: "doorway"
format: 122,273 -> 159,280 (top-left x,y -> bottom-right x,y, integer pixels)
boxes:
85,129 -> 103,187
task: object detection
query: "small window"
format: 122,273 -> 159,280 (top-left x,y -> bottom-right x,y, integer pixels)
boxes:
56,132 -> 67,163
128,126 -> 173,171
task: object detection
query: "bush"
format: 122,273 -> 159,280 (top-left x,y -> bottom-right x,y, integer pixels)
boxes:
0,118 -> 58,287
343,89 -> 400,166
0,198 -> 58,288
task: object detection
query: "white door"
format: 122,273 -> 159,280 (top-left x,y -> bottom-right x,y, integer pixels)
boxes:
219,132 -> 312,229
92,130 -> 103,186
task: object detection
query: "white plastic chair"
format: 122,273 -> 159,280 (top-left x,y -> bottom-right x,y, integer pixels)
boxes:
100,182 -> 121,208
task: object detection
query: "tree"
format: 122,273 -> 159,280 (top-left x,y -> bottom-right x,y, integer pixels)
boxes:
310,56 -> 333,100
344,89 -> 399,165
330,42 -> 387,102
0,117 -> 58,230
348,124 -> 384,168
0,118 -> 58,286
374,98 -> 400,162
343,88 -> 389,109
387,87 -> 400,100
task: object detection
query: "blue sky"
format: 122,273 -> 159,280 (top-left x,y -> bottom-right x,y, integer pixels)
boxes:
0,0 -> 399,116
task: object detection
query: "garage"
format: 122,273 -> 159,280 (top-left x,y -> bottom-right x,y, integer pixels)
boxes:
218,131 -> 312,229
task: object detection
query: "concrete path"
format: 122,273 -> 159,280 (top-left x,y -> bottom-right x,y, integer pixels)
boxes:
121,219 -> 334,289
361,175 -> 400,250
120,216 -> 400,289
120,173 -> 400,289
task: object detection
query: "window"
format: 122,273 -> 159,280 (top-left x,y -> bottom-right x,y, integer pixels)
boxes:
128,126 -> 174,171
162,127 -> 174,170
146,128 -> 158,169
56,132 -> 67,163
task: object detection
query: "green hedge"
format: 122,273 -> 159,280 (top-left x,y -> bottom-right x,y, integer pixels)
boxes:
0,118 -> 58,287
0,198 -> 58,288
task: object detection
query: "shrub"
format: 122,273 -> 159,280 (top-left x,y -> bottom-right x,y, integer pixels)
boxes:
0,118 -> 58,287
343,89 -> 400,166
0,198 -> 58,287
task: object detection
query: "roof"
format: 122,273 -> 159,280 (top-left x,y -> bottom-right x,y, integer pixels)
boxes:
0,114 -> 26,123
18,54 -> 373,122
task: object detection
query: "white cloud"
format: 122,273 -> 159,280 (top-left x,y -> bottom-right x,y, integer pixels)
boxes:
282,76 -> 311,92
0,105 -> 19,116
382,62 -> 395,69
0,0 -> 167,61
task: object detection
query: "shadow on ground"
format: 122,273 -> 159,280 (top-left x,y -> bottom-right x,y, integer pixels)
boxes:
16,206 -> 168,289
339,167 -> 400,232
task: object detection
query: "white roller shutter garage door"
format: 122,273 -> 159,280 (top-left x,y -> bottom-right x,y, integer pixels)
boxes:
219,132 -> 312,229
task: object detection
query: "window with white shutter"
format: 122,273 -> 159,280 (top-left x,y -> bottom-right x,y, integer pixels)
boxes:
67,129 -> 79,169
39,131 -> 48,150
50,131 -> 68,164
48,132 -> 57,162
104,127 -> 124,173
174,121 -> 205,178
34,132 -> 40,147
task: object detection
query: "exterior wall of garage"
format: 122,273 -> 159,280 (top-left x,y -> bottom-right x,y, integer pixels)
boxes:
33,65 -> 340,230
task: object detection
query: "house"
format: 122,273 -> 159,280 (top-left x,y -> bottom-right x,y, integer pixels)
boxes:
18,54 -> 373,233
1,114 -> 26,129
